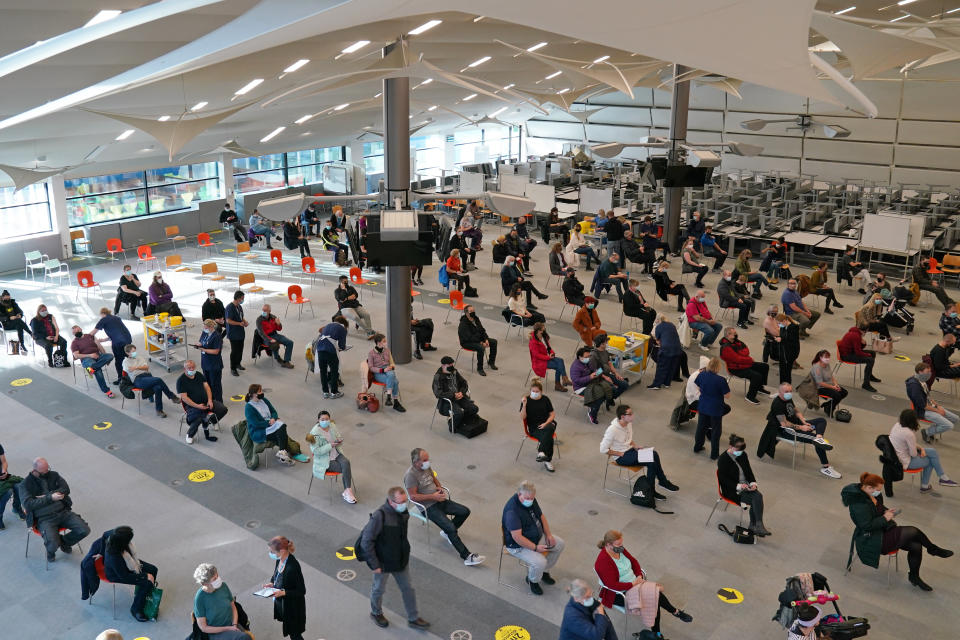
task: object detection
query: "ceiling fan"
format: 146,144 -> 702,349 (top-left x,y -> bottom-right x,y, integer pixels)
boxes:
740,114 -> 850,138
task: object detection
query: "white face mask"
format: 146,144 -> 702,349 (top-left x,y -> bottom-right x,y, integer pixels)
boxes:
420,460 -> 430,470
210,576 -> 223,589
530,391 -> 541,399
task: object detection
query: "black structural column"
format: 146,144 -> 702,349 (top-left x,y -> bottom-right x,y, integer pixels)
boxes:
383,40 -> 412,364
662,63 -> 691,251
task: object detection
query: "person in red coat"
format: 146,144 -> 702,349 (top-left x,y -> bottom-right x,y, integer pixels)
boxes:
838,325 -> 881,392
528,323 -> 573,392
593,530 -> 692,636
718,327 -> 771,404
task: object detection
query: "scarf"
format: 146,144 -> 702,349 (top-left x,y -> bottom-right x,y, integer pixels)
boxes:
123,541 -> 142,573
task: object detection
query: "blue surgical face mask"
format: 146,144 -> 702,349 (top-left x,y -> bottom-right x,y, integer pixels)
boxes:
874,299 -> 883,305
318,419 -> 330,429
129,351 -> 137,359
952,312 -> 958,319
269,552 -> 279,561
185,369 -> 196,377
783,392 -> 793,400
520,497 -> 535,508
778,323 -> 786,328
871,489 -> 882,497
202,328 -> 211,334
697,297 -> 705,303
587,304 -> 595,310
580,357 -> 590,364
732,449 -> 744,457
393,501 -> 408,513
582,597 -> 595,607
262,311 -> 269,317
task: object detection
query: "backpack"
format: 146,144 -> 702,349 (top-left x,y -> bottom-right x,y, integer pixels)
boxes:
630,476 -> 673,514
52,347 -> 68,368
354,509 -> 385,563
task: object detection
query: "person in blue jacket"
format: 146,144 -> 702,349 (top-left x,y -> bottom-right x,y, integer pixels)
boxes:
559,578 -> 618,640
648,315 -> 682,390
243,383 -> 302,466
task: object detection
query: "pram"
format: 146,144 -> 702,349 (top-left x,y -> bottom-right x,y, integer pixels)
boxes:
773,572 -> 870,638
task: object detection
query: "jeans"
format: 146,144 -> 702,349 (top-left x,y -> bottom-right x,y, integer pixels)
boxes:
132,373 -> 174,411
616,449 -> 669,485
506,535 -> 565,583
695,413 -> 723,459
738,489 -> 765,527
745,272 -> 769,295
780,417 -> 830,465
370,567 -> 419,620
923,408 -> 958,435
609,375 -> 629,399
919,283 -> 953,308
730,363 -> 770,400
461,340 -> 497,368
690,321 -> 720,347
373,370 -> 400,397
341,307 -> 374,334
315,350 -> 340,394
574,245 -> 599,268
81,354 -> 114,393
907,449 -> 945,486
266,333 -> 293,362
545,357 -> 567,383
250,224 -> 272,247
426,500 -> 472,559
789,310 -> 821,333
229,337 -> 244,371
0,484 -> 24,521
37,510 -> 90,554
326,456 -> 353,489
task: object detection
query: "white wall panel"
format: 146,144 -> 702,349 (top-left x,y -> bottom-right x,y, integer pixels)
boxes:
901,82 -> 960,120
803,161 -> 889,183
893,146 -> 960,171
898,121 -> 960,147
805,140 -> 893,165
891,167 -> 960,187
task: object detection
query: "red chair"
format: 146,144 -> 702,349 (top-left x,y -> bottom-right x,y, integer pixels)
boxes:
834,340 -> 863,386
271,249 -> 291,279
75,270 -> 102,301
307,469 -> 355,505
90,555 -> 131,619
927,256 -> 944,279
25,526 -> 83,570
349,266 -> 374,300
106,238 -> 126,261
285,284 -> 314,319
705,470 -> 747,527
411,286 -> 424,310
300,256 -> 322,288
516,418 -> 561,461
136,245 -> 158,272
444,290 -> 467,324
196,232 -> 215,258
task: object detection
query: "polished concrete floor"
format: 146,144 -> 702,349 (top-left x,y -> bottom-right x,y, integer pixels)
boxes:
0,227 -> 957,640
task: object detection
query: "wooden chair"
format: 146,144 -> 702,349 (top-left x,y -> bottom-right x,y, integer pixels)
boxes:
70,229 -> 90,254
238,273 -> 265,301
165,225 -> 186,250
136,245 -> 159,272
75,269 -> 102,300
105,238 -> 126,261
165,255 -> 190,273
200,262 -> 225,288
285,285 -> 314,319
940,253 -> 960,287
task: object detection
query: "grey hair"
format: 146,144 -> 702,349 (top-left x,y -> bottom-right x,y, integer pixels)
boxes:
410,447 -> 426,465
193,563 -> 218,585
518,480 -> 536,496
767,304 -> 779,314
568,578 -> 591,600
124,344 -> 137,355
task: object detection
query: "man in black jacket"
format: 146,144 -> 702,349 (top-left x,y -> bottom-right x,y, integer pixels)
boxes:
19,458 -> 90,561
0,290 -> 31,350
930,333 -> 960,379
913,259 -> 953,309
433,357 -> 478,426
717,434 -> 769,536
622,279 -> 655,334
562,268 -> 586,307
218,202 -> 246,242
687,211 -> 705,248
458,306 -> 497,375
717,270 -> 752,329
449,229 -> 477,268
361,487 -> 430,630
201,289 -> 226,337
505,228 -> 531,272
501,256 -> 548,308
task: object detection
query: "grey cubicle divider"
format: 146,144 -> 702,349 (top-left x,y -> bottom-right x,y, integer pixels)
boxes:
0,232 -> 64,276
86,222 -> 122,254
197,200 -> 223,231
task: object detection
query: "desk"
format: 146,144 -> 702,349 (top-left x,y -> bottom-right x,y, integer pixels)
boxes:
784,231 -> 827,266
556,202 -> 578,215
557,211 -> 578,220
858,245 -> 919,279
816,236 -> 856,270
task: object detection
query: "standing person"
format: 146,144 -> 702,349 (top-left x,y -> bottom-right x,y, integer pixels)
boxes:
147,272 -> 182,317
177,360 -> 228,445
0,442 -> 26,529
29,304 -> 67,368
0,290 -> 31,351
889,409 -> 958,492
244,384 -> 303,465
838,326 -> 881,392
196,319 -> 225,403
256,304 -> 295,369
366,334 -> 406,412
775,313 -> 801,383
201,289 -> 226,336
686,210 -> 705,248
94,307 -> 132,385
529,323 -> 572,392
306,410 -> 357,504
114,266 -> 148,319
501,481 -> 565,596
781,279 -> 820,337
219,201 -> 246,242
694,357 -> 731,460
558,579 -> 618,640
312,316 -> 349,399
809,262 -> 843,314
604,212 -> 626,266
622,279 -> 655,335
520,380 -> 559,472
261,536 -> 306,640
193,563 -> 253,639
121,344 -> 182,418
718,434 -> 770,536
640,214 -> 671,263
225,291 -> 248,377
100,526 -> 158,622
70,325 -> 115,398
360,487 -> 431,630
648,315 -> 683,390
600,405 -> 679,496
335,275 -> 376,339
685,290 -> 722,351
719,327 -> 771,404
905,363 -> 957,442
20,457 -> 90,562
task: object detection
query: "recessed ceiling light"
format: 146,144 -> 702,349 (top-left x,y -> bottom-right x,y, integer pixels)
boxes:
503,83 -> 515,90
234,78 -> 264,95
341,40 -> 370,53
490,106 -> 508,117
157,115 -> 170,122
468,56 -> 491,68
409,19 -> 442,35
260,126 -> 285,143
414,78 -> 433,89
473,16 -> 485,22
592,55 -> 610,64
84,10 -> 121,28
834,6 -> 856,15
115,129 -> 135,141
527,42 -> 548,52
139,147 -> 153,153
428,105 -> 437,111
333,103 -> 350,111
463,93 -> 477,101
545,71 -> 562,79
283,59 -> 310,73
294,114 -> 313,124
556,88 -> 570,94
190,101 -> 208,111
889,14 -> 909,21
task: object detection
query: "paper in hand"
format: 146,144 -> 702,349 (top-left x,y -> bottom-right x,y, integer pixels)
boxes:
635,447 -> 655,463
254,587 -> 279,598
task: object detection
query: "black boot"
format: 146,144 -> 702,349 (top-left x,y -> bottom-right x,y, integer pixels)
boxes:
909,573 -> 933,591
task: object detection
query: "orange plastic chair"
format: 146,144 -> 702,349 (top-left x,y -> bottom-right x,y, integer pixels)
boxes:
75,269 -> 102,300
705,470 -> 746,527
927,256 -> 944,276
27,526 -> 82,570
271,249 -> 291,278
165,225 -> 186,250
285,284 -> 314,319
444,290 -> 467,324
300,256 -> 322,288
136,245 -> 158,271
411,286 -> 424,310
349,266 -> 373,300
197,232 -> 215,258
516,418 -> 561,461
940,253 -> 960,286
106,238 -> 126,261
200,262 -> 225,288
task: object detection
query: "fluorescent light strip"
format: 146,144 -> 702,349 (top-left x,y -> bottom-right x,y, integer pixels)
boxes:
527,42 -> 548,52
592,55 -> 609,64
234,78 -> 263,95
503,83 -> 515,90
556,88 -> 570,94
428,105 -> 437,111
948,7 -> 960,13
473,16 -> 485,22
490,107 -> 508,117
115,129 -> 135,141
341,40 -> 370,54
463,94 -> 477,101
260,126 -> 285,143
374,92 -> 382,98
190,101 -> 207,111
85,10 -> 122,28
408,19 -> 442,35
890,14 -> 910,22
283,59 -> 309,73
468,56 -> 491,67
294,114 -> 313,124
545,71 -> 562,79
834,6 -> 856,15
333,103 -> 350,111
898,0 -> 917,5
157,115 -> 170,122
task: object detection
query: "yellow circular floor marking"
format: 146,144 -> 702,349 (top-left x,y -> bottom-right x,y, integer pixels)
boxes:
188,469 -> 215,483
10,378 -> 32,387
717,587 -> 743,604
336,546 -> 356,560
438,298 -> 450,304
222,248 -> 235,253
230,394 -> 245,402
93,421 -> 112,431
495,626 -> 530,640
134,637 -> 151,640
894,355 -> 911,362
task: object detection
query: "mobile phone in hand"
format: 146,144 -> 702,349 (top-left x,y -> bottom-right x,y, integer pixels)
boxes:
890,508 -> 902,516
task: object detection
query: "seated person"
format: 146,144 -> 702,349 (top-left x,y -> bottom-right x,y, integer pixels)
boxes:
758,239 -> 786,282
940,303 -> 960,338
445,249 -> 474,295
600,404 -> 679,497
858,293 -> 894,340
808,348 -> 849,415
594,253 -> 628,301
0,289 -> 31,350
433,356 -> 479,428
545,207 -> 569,245
256,304 -> 294,368
202,289 -> 226,336
283,217 -> 310,257
335,275 -> 376,338
719,327 -> 771,404
321,221 -> 350,265
840,245 -> 871,292
505,228 -> 531,272
306,410 -> 357,504
573,296 -> 605,346
329,205 -> 348,232
147,272 -> 183,317
366,334 -> 406,412
248,209 -> 273,248
100,526 -> 158,622
501,481 -> 564,596
562,267 -> 586,307
699,224 -> 727,271
685,290 -> 722,350
243,383 -> 301,465
71,325 -> 115,398
906,362 -> 957,442
501,256 -> 548,308
590,334 -> 630,401
449,228 -> 477,268
177,360 -> 228,444
622,279 -> 655,335
809,262 -> 843,314
219,202 -> 246,242
717,269 -> 752,329
458,305 -> 497,375
29,304 -> 66,367
717,434 -> 770,536
734,249 -> 775,297
300,203 -> 320,236
570,346 -> 611,424
548,242 -> 569,278
594,530 -> 692,633
640,215 -> 671,266
514,218 -> 538,255
404,448 -> 485,565
680,237 -> 708,288
121,344 -> 182,418
838,326 -> 880,392
890,409 -> 958,493
506,284 -> 546,326
931,333 -> 960,379
756,383 -> 841,479
410,314 -> 435,360
565,223 -> 599,270
781,279 -> 820,337
619,230 -> 649,269
529,323 -> 572,392
652,260 -> 690,312
913,258 -> 953,309
492,235 -> 512,268
520,380 -> 559,472
114,265 -> 149,319
193,562 -> 254,639
20,457 -> 90,562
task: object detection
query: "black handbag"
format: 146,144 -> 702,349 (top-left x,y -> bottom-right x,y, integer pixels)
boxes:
834,408 -> 852,423
719,523 -> 756,544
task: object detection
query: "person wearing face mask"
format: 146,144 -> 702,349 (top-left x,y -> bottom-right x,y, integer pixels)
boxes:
70,325 -> 115,398
681,237 -> 709,288
693,358 -> 731,459
719,327 -> 771,405
775,313 -> 801,384
652,260 -> 690,312
912,257 -> 953,309
809,262 -> 843,314
717,269 -> 752,329
601,404 -> 680,496
148,272 -> 183,317
248,208 -> 273,249
312,316 -> 349,398
570,346 -> 612,424
685,289 -> 722,351
648,314 -> 683,391
201,289 -> 226,337
0,289 -> 31,352
360,487 -> 431,630
594,253 -> 628,302
573,296 -> 605,346
261,536 -> 306,639
29,304 -> 66,367
20,457 -> 90,563
621,278 -> 655,334
321,220 -> 350,266
114,266 -> 148,318
306,410 -> 357,503
502,255 -> 548,308
177,359 -> 229,445
905,363 -> 957,442
450,227 -> 478,269
762,305 -> 781,364
529,323 -> 573,392
735,249 -> 776,298
0,442 -> 26,529
589,335 -> 629,402
938,303 -> 960,339
757,383 -> 841,479
781,279 -> 820,338
890,409 -> 958,494
558,578 -> 618,640
225,291 -> 249,377
244,384 -> 301,465
334,275 -> 377,339
94,307 -> 132,384
717,434 -> 770,536
505,228 -> 531,272
99,526 -> 158,622
808,348 -> 850,414
837,325 -> 881,393
366,334 -> 406,412
857,293 -> 894,340
594,530 -> 692,633
520,380 -> 559,472
255,304 -> 295,369
220,201 -> 247,242
300,203 -> 319,237
565,223 -> 600,271
502,481 -> 565,595
842,472 -> 954,591
432,356 -> 479,428
192,563 -> 252,639
686,210 -> 705,247
121,343 -> 182,418
562,267 -> 587,308
196,319 -> 225,402
699,224 -> 727,272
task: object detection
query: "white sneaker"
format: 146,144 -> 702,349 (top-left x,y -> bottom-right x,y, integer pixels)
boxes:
342,490 -> 357,504
543,461 -> 555,473
813,436 -> 834,450
536,452 -> 547,462
185,436 -> 194,444
820,466 -> 842,479
698,344 -> 711,353
276,450 -> 294,466
463,553 -> 485,566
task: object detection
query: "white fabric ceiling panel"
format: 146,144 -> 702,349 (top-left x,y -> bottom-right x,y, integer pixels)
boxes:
892,146 -> 960,172
898,121 -> 960,147
724,112 -> 803,135
590,91 -> 657,108
732,134 -> 803,157
891,167 -> 960,188
809,79 -> 903,119
803,160 -> 889,183
804,139 -> 893,165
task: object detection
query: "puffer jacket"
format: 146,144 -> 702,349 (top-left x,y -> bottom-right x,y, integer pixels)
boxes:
842,482 -> 893,570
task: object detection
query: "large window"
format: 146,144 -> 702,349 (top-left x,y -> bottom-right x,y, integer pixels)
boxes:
362,141 -> 384,176
454,127 -> 519,168
0,182 -> 52,239
412,135 -> 444,179
234,146 -> 345,194
65,162 -> 221,227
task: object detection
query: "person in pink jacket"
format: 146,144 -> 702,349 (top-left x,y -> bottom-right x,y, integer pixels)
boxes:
528,323 -> 573,392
